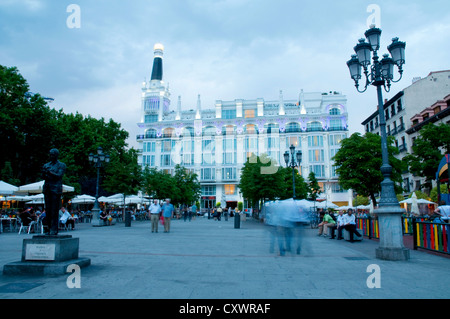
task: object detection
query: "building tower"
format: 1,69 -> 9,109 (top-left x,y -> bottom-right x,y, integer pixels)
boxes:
140,43 -> 171,125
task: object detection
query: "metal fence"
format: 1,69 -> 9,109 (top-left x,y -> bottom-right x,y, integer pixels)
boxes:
355,216 -> 450,255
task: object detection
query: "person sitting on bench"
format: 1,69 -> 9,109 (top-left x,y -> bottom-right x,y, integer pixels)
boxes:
338,209 -> 361,242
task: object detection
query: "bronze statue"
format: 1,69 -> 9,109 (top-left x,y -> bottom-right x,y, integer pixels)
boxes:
42,149 -> 67,235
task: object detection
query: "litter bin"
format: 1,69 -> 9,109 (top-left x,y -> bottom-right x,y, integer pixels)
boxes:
125,211 -> 132,227
234,212 -> 240,229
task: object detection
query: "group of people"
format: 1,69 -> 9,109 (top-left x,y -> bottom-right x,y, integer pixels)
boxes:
148,198 -> 175,233
317,208 -> 362,242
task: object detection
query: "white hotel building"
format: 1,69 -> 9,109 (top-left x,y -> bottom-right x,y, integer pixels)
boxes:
137,44 -> 353,210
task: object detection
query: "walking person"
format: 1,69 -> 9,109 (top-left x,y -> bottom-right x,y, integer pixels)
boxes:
190,203 -> 197,222
161,198 -> 175,233
149,200 -> 161,233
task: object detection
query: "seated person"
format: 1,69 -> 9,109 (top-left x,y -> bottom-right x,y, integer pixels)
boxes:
19,208 -> 35,226
321,211 -> 337,237
100,210 -> 111,225
331,210 -> 346,239
338,208 -> 361,242
434,201 -> 450,223
316,211 -> 326,236
60,207 -> 75,230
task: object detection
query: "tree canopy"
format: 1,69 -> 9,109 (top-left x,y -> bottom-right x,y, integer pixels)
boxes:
141,165 -> 201,206
0,65 -> 136,196
333,132 -> 404,205
403,123 -> 450,189
238,154 -> 308,208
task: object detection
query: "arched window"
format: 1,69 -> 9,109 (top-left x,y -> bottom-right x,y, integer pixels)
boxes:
307,121 -> 323,132
181,127 -> 194,137
163,128 -> 174,138
222,125 -> 236,136
329,107 -> 341,115
202,126 -> 216,136
244,124 -> 257,134
285,122 -> 301,133
145,129 -> 157,139
264,123 -> 279,134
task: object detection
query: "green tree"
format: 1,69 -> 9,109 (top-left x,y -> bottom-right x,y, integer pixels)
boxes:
142,167 -> 177,201
353,195 -> 369,207
278,167 -> 308,200
238,154 -> 285,208
333,132 -> 404,205
1,162 -> 20,186
172,165 -> 201,206
0,65 -> 59,184
430,185 -> 448,203
307,171 -> 322,201
102,148 -> 142,210
0,65 -> 133,196
404,123 -> 450,189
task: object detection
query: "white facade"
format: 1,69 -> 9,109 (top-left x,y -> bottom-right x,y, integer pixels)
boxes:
137,44 -> 353,209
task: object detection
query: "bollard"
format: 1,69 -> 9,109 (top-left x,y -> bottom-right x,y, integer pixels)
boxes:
234,213 -> 240,229
125,211 -> 131,227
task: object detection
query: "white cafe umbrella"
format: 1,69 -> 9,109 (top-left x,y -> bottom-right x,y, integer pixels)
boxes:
411,192 -> 420,216
25,194 -> 45,204
71,194 -> 96,204
5,195 -> 30,202
17,181 -> 75,194
0,181 -> 19,195
417,199 -> 436,205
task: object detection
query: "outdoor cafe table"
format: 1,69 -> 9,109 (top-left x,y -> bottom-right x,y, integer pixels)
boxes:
0,217 -> 17,233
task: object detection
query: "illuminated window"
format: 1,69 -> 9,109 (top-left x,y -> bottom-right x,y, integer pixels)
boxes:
244,109 -> 255,118
163,128 -> 174,138
244,124 -> 257,134
224,185 -> 236,195
286,136 -> 299,148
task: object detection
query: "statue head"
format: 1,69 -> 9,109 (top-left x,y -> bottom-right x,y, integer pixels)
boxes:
49,148 -> 60,162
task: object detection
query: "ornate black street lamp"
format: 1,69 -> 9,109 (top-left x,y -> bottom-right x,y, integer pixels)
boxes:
89,147 -> 110,226
284,145 -> 302,199
347,26 -> 409,260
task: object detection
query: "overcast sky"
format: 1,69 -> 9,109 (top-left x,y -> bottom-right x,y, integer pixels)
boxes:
1,0 -> 449,149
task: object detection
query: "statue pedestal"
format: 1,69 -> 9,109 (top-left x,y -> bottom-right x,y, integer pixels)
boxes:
3,235 -> 90,276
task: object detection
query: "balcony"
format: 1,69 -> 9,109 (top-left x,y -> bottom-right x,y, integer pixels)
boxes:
327,126 -> 348,132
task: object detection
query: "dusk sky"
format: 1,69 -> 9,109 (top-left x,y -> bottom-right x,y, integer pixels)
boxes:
1,0 -> 449,149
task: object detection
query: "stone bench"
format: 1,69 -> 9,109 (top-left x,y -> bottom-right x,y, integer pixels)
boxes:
343,228 -> 363,241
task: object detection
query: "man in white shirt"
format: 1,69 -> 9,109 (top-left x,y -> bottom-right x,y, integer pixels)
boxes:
434,201 -> 450,222
149,200 -> 162,233
340,209 -> 361,242
331,210 -> 345,239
